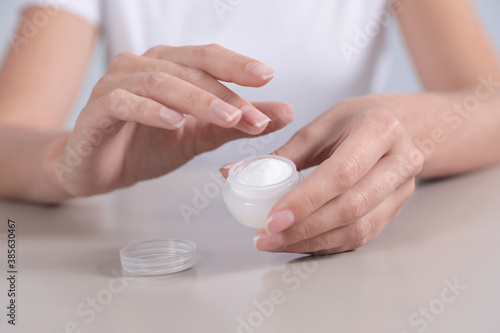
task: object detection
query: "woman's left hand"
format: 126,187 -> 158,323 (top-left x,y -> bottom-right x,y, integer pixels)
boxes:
253,95 -> 425,255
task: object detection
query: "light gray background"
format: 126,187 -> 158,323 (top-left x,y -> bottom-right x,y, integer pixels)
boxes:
0,1 -> 499,128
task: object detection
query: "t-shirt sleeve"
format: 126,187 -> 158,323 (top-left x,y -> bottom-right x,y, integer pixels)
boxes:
17,0 -> 102,27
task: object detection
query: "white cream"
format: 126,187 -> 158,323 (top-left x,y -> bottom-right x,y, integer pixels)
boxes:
223,155 -> 302,229
235,158 -> 293,186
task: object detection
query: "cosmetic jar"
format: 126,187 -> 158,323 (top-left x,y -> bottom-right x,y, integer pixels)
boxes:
222,155 -> 303,229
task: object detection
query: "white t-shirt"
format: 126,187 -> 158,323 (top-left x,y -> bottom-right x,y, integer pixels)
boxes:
20,0 -> 393,167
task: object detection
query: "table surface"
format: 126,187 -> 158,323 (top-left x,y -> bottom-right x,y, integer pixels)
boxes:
1,164 -> 499,333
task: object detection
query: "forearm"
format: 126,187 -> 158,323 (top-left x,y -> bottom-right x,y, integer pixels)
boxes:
373,81 -> 500,178
397,0 -> 500,91
0,125 -> 71,203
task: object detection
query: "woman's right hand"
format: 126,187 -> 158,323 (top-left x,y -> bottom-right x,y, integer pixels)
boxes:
49,44 -> 294,198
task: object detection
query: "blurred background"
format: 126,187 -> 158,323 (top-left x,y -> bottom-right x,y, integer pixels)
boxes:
1,1 -> 499,128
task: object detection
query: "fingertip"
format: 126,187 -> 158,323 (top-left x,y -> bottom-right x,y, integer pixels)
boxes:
269,103 -> 295,130
211,99 -> 243,127
246,62 -> 276,83
254,117 -> 271,128
265,210 -> 295,234
173,115 -> 187,128
159,107 -> 187,129
241,105 -> 272,130
257,228 -> 267,236
226,109 -> 243,122
219,162 -> 234,178
282,103 -> 295,123
219,168 -> 229,178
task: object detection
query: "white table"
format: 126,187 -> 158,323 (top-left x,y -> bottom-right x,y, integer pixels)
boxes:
1,165 -> 499,333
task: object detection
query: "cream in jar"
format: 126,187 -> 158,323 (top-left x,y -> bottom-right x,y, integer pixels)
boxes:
222,155 -> 302,229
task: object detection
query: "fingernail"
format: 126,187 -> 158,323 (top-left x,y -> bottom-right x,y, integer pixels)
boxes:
253,235 -> 260,250
246,62 -> 276,81
254,118 -> 271,128
265,210 -> 295,235
160,107 -> 186,128
219,163 -> 234,178
254,233 -> 284,251
173,117 -> 187,128
241,105 -> 271,128
211,100 -> 242,122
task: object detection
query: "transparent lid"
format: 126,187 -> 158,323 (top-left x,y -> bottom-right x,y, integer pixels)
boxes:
120,239 -> 196,276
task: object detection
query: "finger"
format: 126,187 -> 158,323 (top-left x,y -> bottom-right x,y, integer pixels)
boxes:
118,72 -> 246,129
245,102 -> 295,134
219,101 -> 295,177
263,180 -> 415,254
144,44 -> 275,87
287,180 -> 413,254
269,111 -> 404,226
176,70 -> 273,134
266,150 -> 422,245
194,102 -> 295,156
129,56 -> 273,134
80,89 -> 188,131
219,162 -> 235,178
254,153 -> 416,251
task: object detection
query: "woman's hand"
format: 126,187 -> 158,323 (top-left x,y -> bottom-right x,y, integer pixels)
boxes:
49,44 -> 294,198
252,95 -> 424,255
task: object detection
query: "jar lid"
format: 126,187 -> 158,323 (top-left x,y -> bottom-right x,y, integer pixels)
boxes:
120,239 -> 196,276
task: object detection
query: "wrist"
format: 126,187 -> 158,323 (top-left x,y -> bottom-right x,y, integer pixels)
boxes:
40,132 -> 75,203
